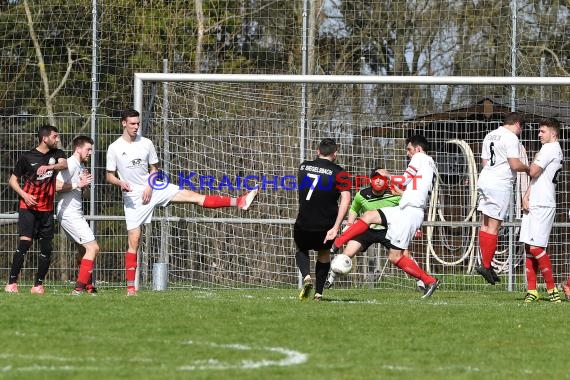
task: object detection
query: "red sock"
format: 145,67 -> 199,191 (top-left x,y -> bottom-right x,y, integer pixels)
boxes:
394,255 -> 436,284
203,195 -> 232,208
125,252 -> 137,289
525,255 -> 538,291
334,219 -> 369,247
530,247 -> 555,290
479,231 -> 497,268
77,259 -> 94,287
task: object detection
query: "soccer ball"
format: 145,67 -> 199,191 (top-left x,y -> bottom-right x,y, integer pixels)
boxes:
331,254 -> 353,275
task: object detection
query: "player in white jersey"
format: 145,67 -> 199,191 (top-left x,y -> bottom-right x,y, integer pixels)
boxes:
56,136 -> 98,295
106,108 -> 258,296
330,135 -> 440,298
519,118 -> 563,303
475,112 -> 529,285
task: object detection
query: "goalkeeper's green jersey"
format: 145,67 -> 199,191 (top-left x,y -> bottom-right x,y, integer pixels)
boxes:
350,187 -> 401,230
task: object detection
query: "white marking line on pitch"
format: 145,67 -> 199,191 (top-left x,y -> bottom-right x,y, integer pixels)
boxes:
0,352 -> 157,373
0,341 -> 308,373
178,341 -> 308,370
382,364 -> 482,373
1,364 -> 101,372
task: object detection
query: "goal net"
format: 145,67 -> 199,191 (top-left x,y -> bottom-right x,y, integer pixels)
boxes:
134,74 -> 570,292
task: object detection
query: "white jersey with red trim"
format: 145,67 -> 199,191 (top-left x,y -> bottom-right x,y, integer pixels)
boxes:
529,141 -> 563,207
477,126 -> 522,191
56,155 -> 85,216
399,151 -> 436,209
106,135 -> 159,193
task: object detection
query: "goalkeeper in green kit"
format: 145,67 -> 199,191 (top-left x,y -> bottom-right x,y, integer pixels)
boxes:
325,167 -> 425,291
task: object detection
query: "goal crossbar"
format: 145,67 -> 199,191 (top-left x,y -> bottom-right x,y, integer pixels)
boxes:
133,73 -> 570,112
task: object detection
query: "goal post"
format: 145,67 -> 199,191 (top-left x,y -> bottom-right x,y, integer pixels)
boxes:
132,74 -> 570,292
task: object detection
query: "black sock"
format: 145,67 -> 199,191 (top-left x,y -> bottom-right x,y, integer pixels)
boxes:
295,250 -> 311,278
8,240 -> 32,284
35,239 -> 53,286
315,260 -> 331,294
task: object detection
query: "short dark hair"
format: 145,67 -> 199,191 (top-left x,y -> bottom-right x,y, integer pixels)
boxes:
121,108 -> 140,121
503,112 -> 524,126
72,135 -> 94,150
37,124 -> 58,143
539,117 -> 561,136
318,138 -> 338,156
370,166 -> 383,178
405,134 -> 430,153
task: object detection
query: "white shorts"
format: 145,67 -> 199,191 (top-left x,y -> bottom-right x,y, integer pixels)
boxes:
519,206 -> 555,247
56,212 -> 96,245
379,205 -> 425,250
477,187 -> 511,221
123,182 -> 180,230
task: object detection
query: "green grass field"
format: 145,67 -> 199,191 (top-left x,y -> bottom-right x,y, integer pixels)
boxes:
0,287 -> 569,380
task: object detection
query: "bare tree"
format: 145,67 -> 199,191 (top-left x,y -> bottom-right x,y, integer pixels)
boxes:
23,0 -> 85,125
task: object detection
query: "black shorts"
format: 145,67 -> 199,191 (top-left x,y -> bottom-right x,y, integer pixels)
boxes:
18,208 -> 55,240
294,224 -> 334,252
352,228 -> 391,252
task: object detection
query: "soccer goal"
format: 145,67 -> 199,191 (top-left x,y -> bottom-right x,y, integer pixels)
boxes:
133,74 -> 570,292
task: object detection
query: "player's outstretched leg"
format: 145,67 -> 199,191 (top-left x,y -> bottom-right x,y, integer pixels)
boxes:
177,188 -> 259,210
237,188 -> 259,210
330,219 -> 370,253
199,188 -> 259,210
392,252 -> 439,298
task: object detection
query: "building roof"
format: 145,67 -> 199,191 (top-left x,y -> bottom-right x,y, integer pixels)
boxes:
407,97 -> 570,125
364,96 -> 570,139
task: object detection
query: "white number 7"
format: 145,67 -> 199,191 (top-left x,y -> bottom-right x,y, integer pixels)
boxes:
305,173 -> 320,200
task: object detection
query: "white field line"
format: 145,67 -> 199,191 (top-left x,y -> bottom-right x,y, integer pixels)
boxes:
0,340 -> 308,373
178,341 -> 307,370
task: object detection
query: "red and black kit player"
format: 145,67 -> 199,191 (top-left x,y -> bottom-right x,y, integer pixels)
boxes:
294,138 -> 351,301
5,125 -> 67,294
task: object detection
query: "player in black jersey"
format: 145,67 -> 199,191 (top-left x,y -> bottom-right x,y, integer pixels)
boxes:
5,125 -> 67,294
294,138 -> 350,301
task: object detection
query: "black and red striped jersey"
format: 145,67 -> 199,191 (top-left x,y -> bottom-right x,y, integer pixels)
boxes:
12,148 -> 66,211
